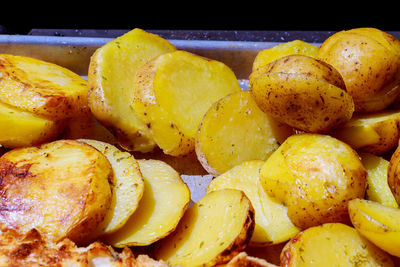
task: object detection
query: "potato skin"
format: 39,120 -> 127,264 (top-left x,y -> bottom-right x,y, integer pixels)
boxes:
317,28 -> 400,113
387,145 -> 400,204
249,55 -> 354,133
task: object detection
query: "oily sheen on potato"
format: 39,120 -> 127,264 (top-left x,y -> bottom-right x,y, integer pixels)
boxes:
88,28 -> 177,153
249,54 -> 354,133
104,159 -> 190,247
0,140 -> 113,245
195,90 -> 293,176
132,50 -> 242,156
260,134 -> 367,229
154,189 -> 255,267
206,160 -> 299,246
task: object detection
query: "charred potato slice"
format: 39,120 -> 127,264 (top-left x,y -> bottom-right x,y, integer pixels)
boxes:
281,223 -> 394,266
0,140 -> 113,245
132,50 -> 241,156
252,40 -> 319,72
154,189 -> 255,267
249,54 -> 354,133
88,28 -> 176,152
317,27 -> 400,113
206,160 -> 299,246
78,139 -> 145,235
0,54 -> 88,120
104,159 -> 190,247
0,101 -> 65,148
260,133 -> 367,229
196,91 -> 293,176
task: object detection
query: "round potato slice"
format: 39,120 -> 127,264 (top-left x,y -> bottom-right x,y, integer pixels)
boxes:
0,140 -> 113,245
249,55 -> 354,133
260,133 -> 367,229
195,90 -> 293,176
0,54 -> 88,120
88,28 -> 176,152
206,160 -> 299,246
103,159 -> 190,247
154,189 -> 255,267
78,139 -> 144,235
281,222 -> 394,266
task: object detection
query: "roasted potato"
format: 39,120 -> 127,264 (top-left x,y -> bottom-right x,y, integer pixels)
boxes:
154,189 -> 255,267
132,50 -> 242,156
206,160 -> 299,246
195,91 -> 293,176
359,152 -> 398,208
78,139 -> 145,235
0,101 -> 66,148
281,222 -> 394,266
88,28 -> 176,153
348,198 -> 400,257
245,243 -> 286,266
252,40 -> 319,72
0,140 -> 113,245
387,145 -> 400,204
104,159 -> 190,247
317,27 -> 400,113
260,133 -> 367,229
331,109 -> 400,155
0,54 -> 88,120
249,54 -> 354,133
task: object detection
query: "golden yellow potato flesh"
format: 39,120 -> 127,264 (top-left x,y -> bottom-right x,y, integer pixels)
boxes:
0,140 -> 113,245
0,54 -> 89,120
260,133 -> 367,229
317,28 -> 400,113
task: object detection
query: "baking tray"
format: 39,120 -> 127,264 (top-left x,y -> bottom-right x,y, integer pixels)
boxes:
0,34 -> 298,203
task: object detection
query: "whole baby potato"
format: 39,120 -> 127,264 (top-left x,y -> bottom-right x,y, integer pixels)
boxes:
317,27 -> 400,113
260,134 -> 367,229
249,54 -> 354,133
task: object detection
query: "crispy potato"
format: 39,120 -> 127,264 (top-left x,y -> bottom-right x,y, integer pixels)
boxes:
332,109 -> 400,155
359,152 -> 398,208
154,189 -> 254,267
281,222 -> 394,266
387,145 -> 400,204
0,101 -> 66,148
317,27 -> 400,113
245,243 -> 286,266
104,159 -> 190,247
78,139 -> 144,235
206,160 -> 299,246
0,54 -> 88,120
88,28 -> 176,153
195,91 -> 293,176
260,133 -> 367,229
249,54 -> 354,133
226,252 -> 278,267
132,50 -> 242,156
0,140 -> 113,245
348,198 -> 400,257
252,40 -> 319,72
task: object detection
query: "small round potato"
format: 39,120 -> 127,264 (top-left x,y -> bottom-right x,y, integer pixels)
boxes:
317,27 -> 400,113
260,134 -> 367,229
249,54 -> 354,133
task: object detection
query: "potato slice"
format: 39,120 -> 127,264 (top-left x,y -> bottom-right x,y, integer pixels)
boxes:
154,189 -> 255,267
252,40 -> 319,72
206,160 -> 299,246
260,133 -> 367,229
0,101 -> 65,148
78,139 -> 144,235
88,28 -> 176,152
132,50 -> 242,156
331,109 -> 400,155
196,90 -> 293,176
348,198 -> 400,257
0,54 -> 88,120
103,159 -> 190,247
281,222 -> 394,266
359,152 -> 398,208
0,140 -> 113,245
